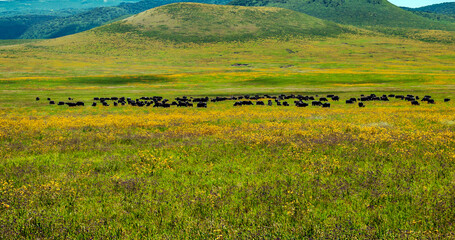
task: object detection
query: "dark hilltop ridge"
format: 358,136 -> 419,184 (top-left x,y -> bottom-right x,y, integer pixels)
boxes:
94,3 -> 352,42
402,2 -> 455,24
229,0 -> 455,30
410,2 -> 455,15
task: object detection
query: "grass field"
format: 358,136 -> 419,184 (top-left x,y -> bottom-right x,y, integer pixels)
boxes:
1,31 -> 455,238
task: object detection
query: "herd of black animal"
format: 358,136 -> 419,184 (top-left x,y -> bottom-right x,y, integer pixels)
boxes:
36,93 -> 451,108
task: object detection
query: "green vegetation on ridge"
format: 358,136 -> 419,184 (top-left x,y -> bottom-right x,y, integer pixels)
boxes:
402,2 -> 455,24
229,0 -> 455,31
0,15 -> 57,39
412,2 -> 455,15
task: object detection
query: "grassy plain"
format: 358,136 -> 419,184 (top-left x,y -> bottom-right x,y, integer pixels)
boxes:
0,32 -> 455,238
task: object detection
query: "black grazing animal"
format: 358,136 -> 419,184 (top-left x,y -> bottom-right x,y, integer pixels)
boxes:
421,96 -> 431,102
312,101 -> 322,106
322,103 -> 330,108
427,99 -> 435,104
211,97 -> 227,102
68,97 -> 73,100
405,96 -> 415,101
276,101 -> 282,106
444,98 -> 451,102
76,102 -> 84,106
114,102 -> 118,106
197,102 -> 207,108
193,97 -> 209,103
319,97 -> 328,102
268,100 -> 273,106
49,101 -> 55,105
358,102 -> 365,107
295,101 -> 308,107
175,97 -> 188,102
36,97 -> 40,101
346,100 -> 354,104
177,101 -> 187,107
47,98 -> 51,101
92,102 -> 97,107
411,101 -> 420,106
233,101 -> 253,106
58,102 -> 65,105
256,101 -> 265,106
283,101 -> 289,106
331,96 -> 339,101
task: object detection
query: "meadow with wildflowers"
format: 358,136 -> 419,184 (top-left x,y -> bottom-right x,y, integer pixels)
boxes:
1,87 -> 455,238
0,27 -> 455,238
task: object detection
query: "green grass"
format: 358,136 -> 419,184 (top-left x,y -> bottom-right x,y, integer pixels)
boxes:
69,75 -> 172,85
0,84 -> 454,238
0,21 -> 455,238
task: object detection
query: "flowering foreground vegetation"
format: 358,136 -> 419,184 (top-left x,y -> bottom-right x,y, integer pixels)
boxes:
1,94 -> 454,238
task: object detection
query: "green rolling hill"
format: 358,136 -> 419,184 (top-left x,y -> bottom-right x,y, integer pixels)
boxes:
229,0 -> 455,30
94,2 -> 353,42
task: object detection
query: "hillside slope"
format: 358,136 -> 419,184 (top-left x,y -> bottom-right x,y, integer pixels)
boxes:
16,0 -> 229,39
229,0 -> 455,30
0,15 -> 58,39
94,3 -> 351,42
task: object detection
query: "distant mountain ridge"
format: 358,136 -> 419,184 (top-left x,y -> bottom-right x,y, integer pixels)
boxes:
229,0 -> 455,30
0,0 -> 230,39
412,2 -> 455,15
401,2 -> 455,24
0,0 -> 141,14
